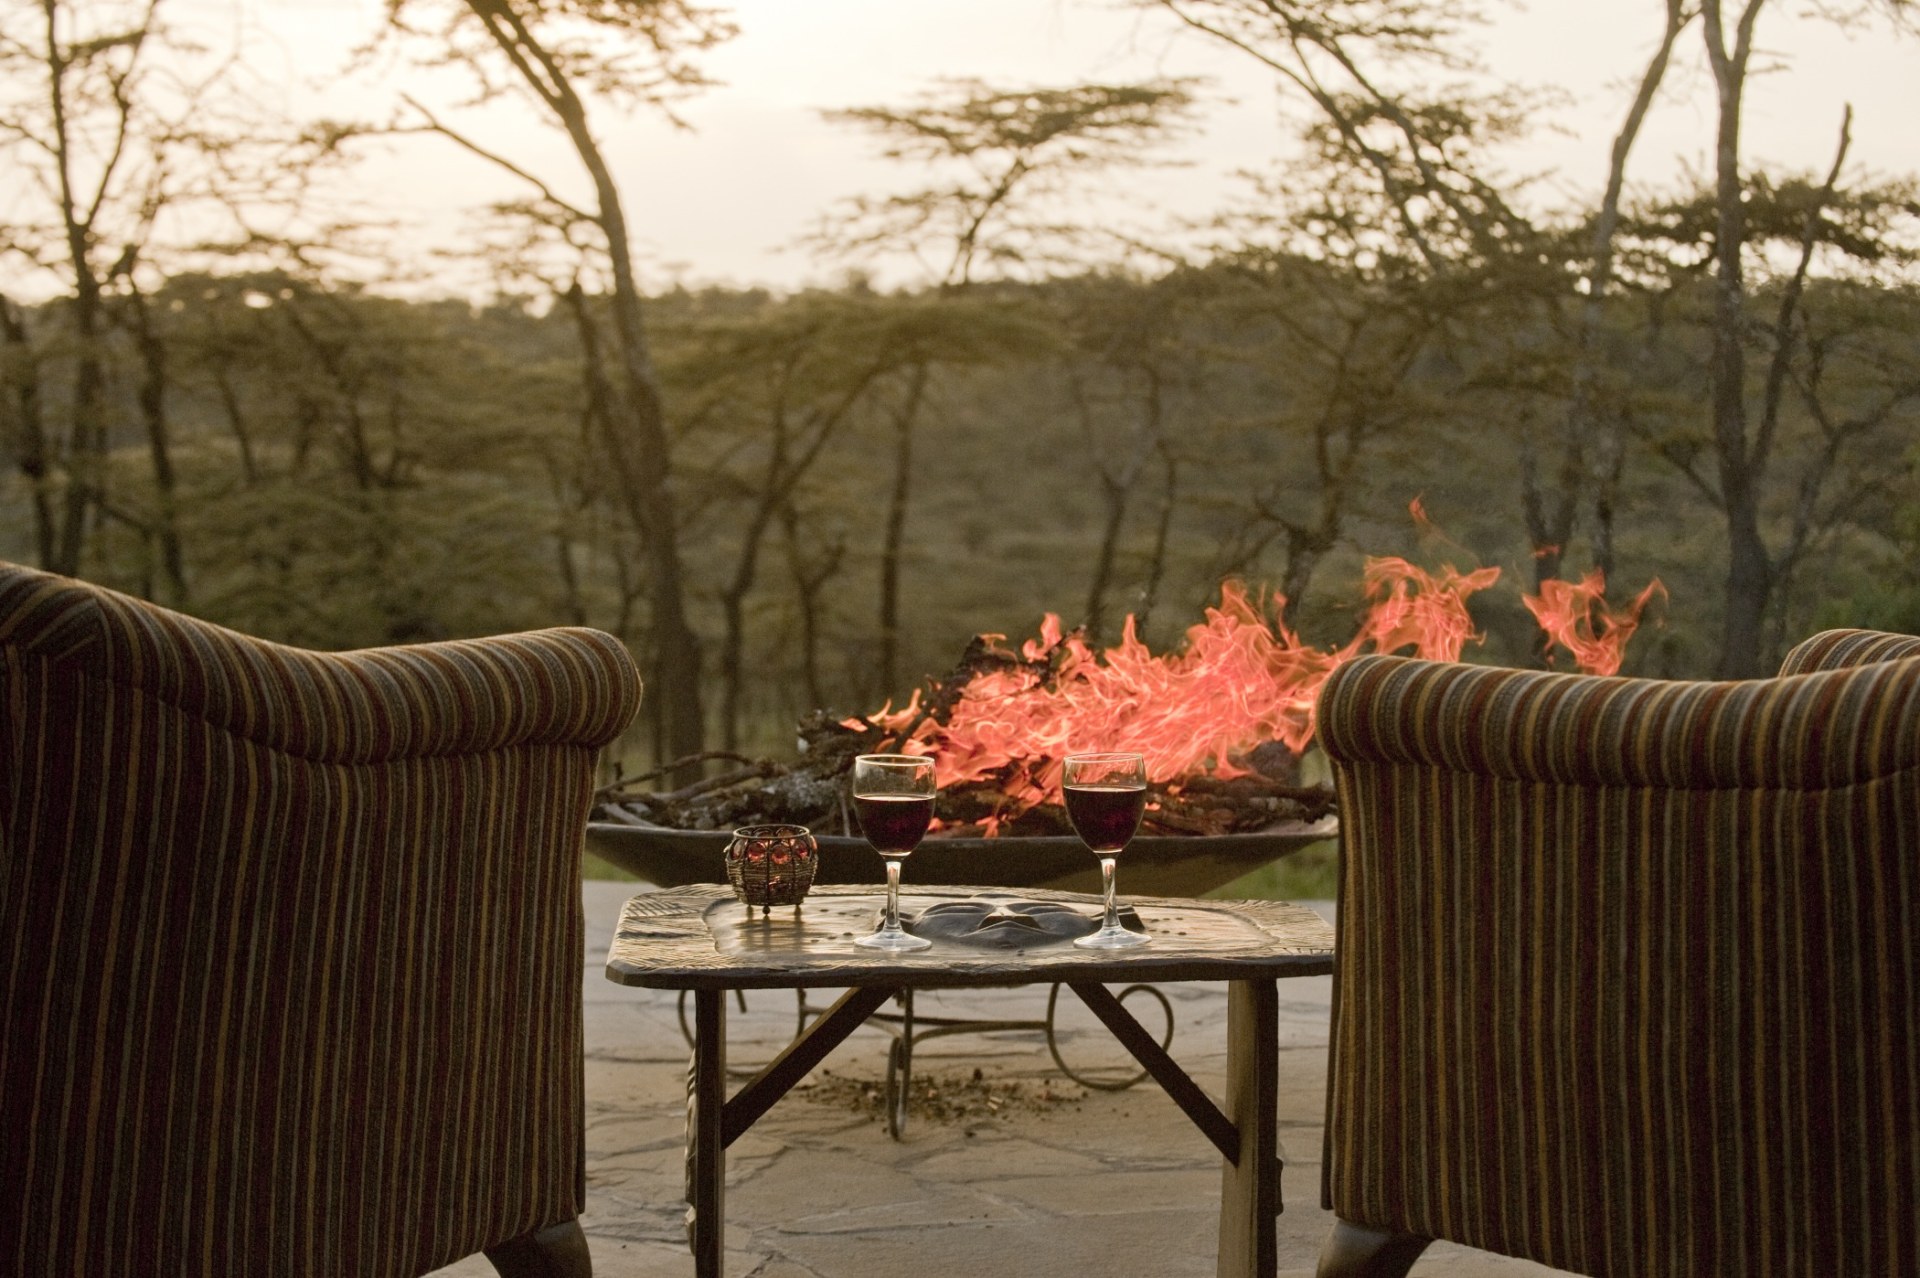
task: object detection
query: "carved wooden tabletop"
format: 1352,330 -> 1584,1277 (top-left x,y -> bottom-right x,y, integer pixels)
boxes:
606,884 -> 1335,991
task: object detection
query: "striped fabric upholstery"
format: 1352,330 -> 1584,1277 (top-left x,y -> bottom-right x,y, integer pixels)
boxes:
0,562 -> 642,1277
1316,638 -> 1920,1276
1779,626 -> 1920,675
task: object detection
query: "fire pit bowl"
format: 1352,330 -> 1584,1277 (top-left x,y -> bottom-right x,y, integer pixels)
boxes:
585,818 -> 1335,897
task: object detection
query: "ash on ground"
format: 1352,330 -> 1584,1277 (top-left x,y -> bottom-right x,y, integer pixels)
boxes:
798,1066 -> 1089,1126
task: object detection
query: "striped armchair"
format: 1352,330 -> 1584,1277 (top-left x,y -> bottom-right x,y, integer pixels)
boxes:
1314,631 -> 1920,1277
0,563 -> 642,1278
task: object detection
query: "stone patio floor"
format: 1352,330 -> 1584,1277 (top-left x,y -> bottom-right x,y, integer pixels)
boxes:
427,882 -> 1568,1278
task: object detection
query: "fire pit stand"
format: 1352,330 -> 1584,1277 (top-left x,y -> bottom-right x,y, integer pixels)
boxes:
673,981 -> 1174,1138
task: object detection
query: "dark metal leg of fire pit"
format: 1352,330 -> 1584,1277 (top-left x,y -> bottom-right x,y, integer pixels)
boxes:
873,988 -> 1050,1140
1045,982 -> 1174,1090
885,990 -> 915,1138
681,979 -> 1178,1141
873,985 -> 1176,1139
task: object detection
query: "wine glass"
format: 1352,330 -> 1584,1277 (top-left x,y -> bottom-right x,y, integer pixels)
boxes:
1063,752 -> 1150,949
852,754 -> 935,952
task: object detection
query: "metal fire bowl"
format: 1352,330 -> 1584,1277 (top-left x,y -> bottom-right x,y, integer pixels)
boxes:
585,817 -> 1336,897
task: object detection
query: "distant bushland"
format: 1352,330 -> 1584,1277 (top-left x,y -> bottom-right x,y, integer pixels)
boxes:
4,263 -> 1912,778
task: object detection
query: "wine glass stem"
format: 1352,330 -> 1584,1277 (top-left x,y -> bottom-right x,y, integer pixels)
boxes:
884,858 -> 902,932
1100,855 -> 1119,931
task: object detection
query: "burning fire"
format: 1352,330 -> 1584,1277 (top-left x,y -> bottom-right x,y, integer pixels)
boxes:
857,558 -> 1660,832
1523,570 -> 1667,677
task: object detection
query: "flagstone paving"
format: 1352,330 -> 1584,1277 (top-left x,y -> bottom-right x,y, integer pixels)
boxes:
427,883 -> 1566,1278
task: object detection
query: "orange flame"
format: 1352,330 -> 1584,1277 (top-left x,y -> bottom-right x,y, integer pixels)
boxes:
858,546 -> 1664,832
865,559 -> 1505,829
1351,558 -> 1501,662
1522,571 -> 1666,676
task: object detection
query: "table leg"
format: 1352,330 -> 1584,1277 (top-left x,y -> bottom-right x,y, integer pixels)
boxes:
687,988 -> 727,1277
1217,977 -> 1280,1278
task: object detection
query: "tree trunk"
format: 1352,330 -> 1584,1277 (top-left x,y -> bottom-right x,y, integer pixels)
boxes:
1135,443 -> 1179,636
1748,109 -> 1853,663
212,365 -> 260,484
1084,474 -> 1128,645
1591,415 -> 1626,584
1278,526 -> 1333,625
782,502 -> 843,713
1518,414 -> 1579,596
54,291 -> 106,578
1274,392 -> 1374,627
0,295 -> 57,567
1081,366 -> 1162,646
603,245 -> 706,772
1531,0 -> 1686,599
877,361 -> 929,695
124,286 -> 188,604
1703,0 -> 1771,677
563,282 -> 701,769
43,0 -> 111,578
717,436 -> 786,750
468,0 -> 705,769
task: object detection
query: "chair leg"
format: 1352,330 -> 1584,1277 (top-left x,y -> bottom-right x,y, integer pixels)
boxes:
1316,1218 -> 1430,1278
484,1217 -> 592,1278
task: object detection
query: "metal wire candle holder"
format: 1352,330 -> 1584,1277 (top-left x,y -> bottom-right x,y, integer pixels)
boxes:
724,823 -> 819,912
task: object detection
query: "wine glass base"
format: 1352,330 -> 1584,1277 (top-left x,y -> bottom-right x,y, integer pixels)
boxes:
1075,924 -> 1149,949
855,926 -> 932,952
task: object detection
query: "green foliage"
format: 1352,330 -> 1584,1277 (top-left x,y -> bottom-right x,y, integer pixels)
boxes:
6,240 -> 1914,740
1810,502 -> 1920,636
1207,842 -> 1339,902
583,850 -> 642,882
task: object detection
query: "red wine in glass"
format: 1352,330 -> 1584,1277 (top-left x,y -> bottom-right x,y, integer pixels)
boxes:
853,793 -> 934,856
1063,753 -> 1151,949
852,754 -> 936,951
1063,783 -> 1145,853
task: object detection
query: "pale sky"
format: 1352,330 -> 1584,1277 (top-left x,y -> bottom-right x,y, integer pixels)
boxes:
149,0 -> 1920,294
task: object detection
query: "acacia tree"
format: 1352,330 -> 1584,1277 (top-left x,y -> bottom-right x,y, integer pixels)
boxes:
1205,116 -> 1541,619
1049,269 -> 1209,644
1145,0 -> 1567,619
814,77 -> 1196,689
0,0 -> 187,588
661,294 -> 902,748
372,0 -> 734,767
1153,0 -> 1920,674
1201,237 -> 1459,620
0,0 -> 340,599
1620,156 -> 1920,668
1150,0 -> 1534,272
142,271 -> 568,647
1692,0 -> 1919,673
1518,0 -> 1689,594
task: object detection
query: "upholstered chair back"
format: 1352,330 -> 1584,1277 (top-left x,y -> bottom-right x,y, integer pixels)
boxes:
0,563 -> 641,1277
1315,631 -> 1920,1277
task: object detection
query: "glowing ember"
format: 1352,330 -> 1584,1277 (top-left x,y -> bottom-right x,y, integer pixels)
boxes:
1523,571 -> 1666,677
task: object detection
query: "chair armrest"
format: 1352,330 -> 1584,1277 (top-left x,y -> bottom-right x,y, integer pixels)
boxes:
1315,650 -> 1920,791
0,564 -> 640,761
1777,626 -> 1920,675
